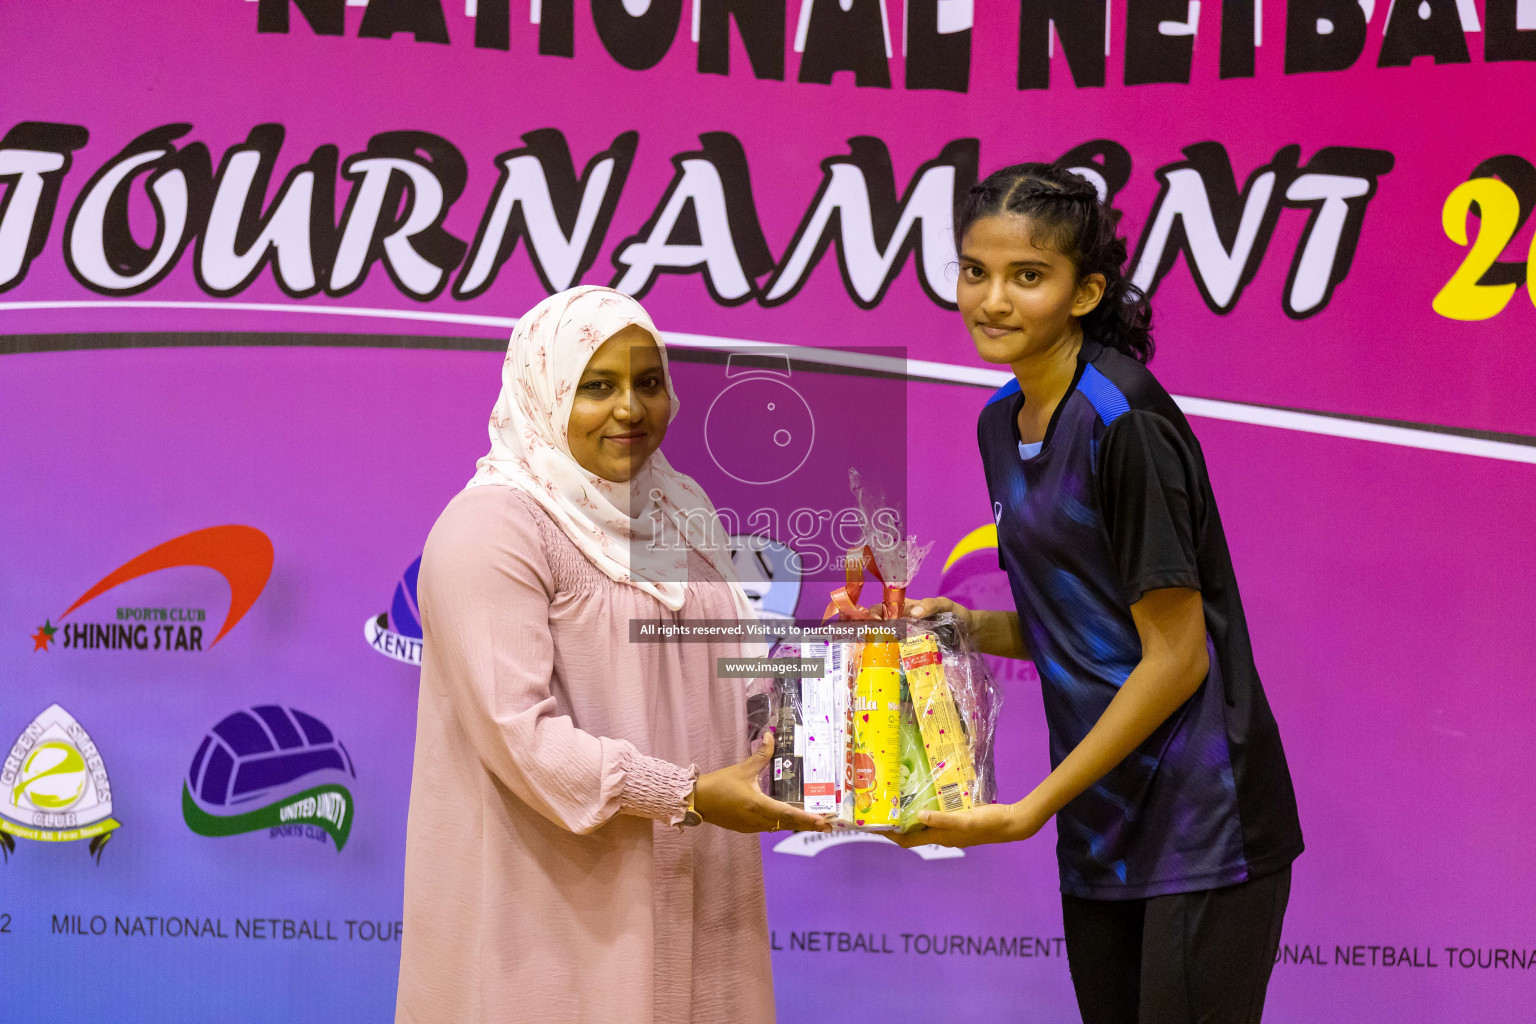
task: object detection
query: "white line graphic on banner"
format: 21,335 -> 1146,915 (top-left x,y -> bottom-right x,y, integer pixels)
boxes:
4,299 -> 1534,464
772,829 -> 965,860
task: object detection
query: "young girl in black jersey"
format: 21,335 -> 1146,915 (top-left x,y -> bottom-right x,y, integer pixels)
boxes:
895,164 -> 1304,1024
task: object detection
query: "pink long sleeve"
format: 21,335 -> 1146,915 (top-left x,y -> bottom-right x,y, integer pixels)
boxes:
417,490 -> 693,832
399,485 -> 776,1024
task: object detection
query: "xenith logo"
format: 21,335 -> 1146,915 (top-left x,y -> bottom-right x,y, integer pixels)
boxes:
31,526 -> 273,652
183,706 -> 356,851
0,704 -> 120,863
364,557 -> 422,666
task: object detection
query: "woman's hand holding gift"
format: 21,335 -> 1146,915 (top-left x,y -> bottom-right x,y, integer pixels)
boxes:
695,731 -> 833,835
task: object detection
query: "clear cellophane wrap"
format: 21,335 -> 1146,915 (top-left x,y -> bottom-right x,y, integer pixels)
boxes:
751,613 -> 1001,832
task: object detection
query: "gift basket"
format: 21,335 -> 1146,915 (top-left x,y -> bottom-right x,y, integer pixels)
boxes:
746,471 -> 1002,833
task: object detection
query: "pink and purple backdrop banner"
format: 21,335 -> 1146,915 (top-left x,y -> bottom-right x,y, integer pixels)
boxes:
2,2 -> 1534,1021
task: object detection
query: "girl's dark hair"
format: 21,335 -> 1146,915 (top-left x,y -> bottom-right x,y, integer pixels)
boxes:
955,162 -> 1154,363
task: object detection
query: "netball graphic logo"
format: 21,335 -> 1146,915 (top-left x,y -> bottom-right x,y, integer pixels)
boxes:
30,525 -> 273,653
365,557 -> 423,666
0,704 -> 120,863
704,353 -> 815,485
182,706 -> 356,851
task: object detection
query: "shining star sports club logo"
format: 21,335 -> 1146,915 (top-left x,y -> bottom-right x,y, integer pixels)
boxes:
0,705 -> 120,863
182,706 -> 356,851
31,526 -> 273,653
365,557 -> 423,666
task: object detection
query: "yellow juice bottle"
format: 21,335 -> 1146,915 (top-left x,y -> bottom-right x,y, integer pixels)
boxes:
851,631 -> 902,828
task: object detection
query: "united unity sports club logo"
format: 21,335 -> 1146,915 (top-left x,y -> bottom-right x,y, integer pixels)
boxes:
365,557 -> 423,666
183,706 -> 357,851
31,526 -> 273,653
0,705 -> 120,863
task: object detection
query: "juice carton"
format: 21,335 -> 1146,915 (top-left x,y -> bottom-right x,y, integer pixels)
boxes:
899,632 -> 979,814
799,641 -> 843,816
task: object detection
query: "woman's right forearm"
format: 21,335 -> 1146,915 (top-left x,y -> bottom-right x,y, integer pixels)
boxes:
971,609 -> 1029,660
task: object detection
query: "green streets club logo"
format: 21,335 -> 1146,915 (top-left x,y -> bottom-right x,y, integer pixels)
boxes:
0,705 -> 120,863
31,526 -> 273,653
364,556 -> 422,666
183,706 -> 356,851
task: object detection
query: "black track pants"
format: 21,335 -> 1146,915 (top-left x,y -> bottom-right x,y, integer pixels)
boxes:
1061,867 -> 1292,1024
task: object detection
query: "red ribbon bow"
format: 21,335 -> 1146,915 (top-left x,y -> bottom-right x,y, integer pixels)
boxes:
822,545 -> 907,622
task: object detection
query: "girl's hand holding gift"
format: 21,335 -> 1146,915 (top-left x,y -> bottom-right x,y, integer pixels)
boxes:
889,797 -> 1049,850
898,596 -> 1031,663
900,596 -> 975,630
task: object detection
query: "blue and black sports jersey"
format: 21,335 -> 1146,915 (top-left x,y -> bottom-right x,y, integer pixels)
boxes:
979,340 -> 1303,900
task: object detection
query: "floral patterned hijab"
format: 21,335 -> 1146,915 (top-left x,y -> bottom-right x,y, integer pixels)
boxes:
468,286 -> 754,618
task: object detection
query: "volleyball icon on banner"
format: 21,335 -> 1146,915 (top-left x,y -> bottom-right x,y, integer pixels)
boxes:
704,353 -> 815,485
183,706 -> 357,850
364,557 -> 424,666
186,706 -> 354,809
387,560 -> 423,641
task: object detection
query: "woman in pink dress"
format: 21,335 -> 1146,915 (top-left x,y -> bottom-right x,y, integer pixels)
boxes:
395,287 -> 826,1024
